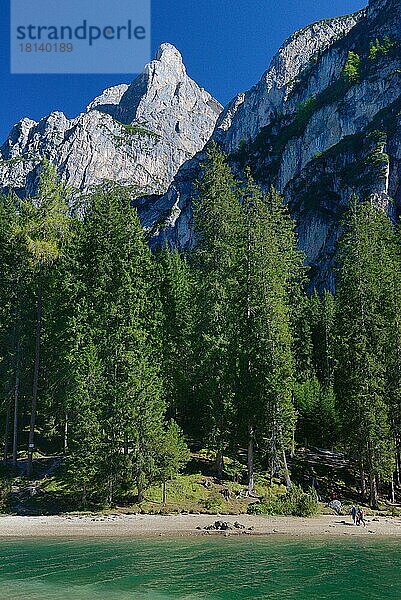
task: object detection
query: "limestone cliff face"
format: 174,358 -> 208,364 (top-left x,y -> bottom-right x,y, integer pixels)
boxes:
214,10 -> 364,152
142,0 -> 401,289
0,44 -> 222,197
3,1 -> 401,289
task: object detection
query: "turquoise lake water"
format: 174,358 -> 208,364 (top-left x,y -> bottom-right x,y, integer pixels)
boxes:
0,536 -> 400,599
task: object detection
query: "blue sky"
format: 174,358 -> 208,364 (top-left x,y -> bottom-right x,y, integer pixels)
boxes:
0,0 -> 365,142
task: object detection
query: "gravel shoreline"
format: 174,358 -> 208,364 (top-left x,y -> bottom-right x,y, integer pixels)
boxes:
0,513 -> 400,538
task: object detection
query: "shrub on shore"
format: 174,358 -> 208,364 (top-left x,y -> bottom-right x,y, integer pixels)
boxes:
247,485 -> 319,517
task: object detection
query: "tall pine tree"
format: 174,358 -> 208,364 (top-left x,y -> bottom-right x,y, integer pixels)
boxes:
335,198 -> 395,507
191,143 -> 243,478
68,184 -> 187,504
237,180 -> 301,491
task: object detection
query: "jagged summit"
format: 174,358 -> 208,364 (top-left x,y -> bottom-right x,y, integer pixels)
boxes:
155,43 -> 184,67
3,1 -> 401,291
0,45 -> 222,197
136,0 -> 401,290
215,10 -> 364,151
84,44 -> 184,117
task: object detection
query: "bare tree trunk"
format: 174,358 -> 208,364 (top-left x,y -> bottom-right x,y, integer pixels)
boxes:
370,474 -> 378,509
269,461 -> 274,487
12,364 -> 20,467
27,281 -> 43,478
108,473 -> 113,506
247,425 -> 254,494
290,428 -> 295,459
3,399 -> 11,463
360,466 -> 367,500
216,447 -> 224,481
12,304 -> 21,468
136,461 -> 145,503
396,447 -> 401,487
391,475 -> 395,504
282,449 -> 291,491
63,413 -> 68,454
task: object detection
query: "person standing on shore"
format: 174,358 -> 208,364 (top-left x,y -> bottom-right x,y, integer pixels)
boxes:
360,509 -> 366,528
351,505 -> 357,524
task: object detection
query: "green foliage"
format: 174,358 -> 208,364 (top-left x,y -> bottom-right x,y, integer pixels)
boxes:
369,37 -> 396,61
0,153 -> 41,166
0,466 -> 12,512
343,51 -> 361,84
248,485 -> 319,517
14,161 -> 71,271
156,247 -> 195,430
98,116 -> 161,155
118,121 -> 161,140
237,179 -> 303,479
3,130 -> 401,515
335,198 -> 397,506
232,138 -> 250,165
191,142 -> 243,465
192,152 -> 304,489
291,289 -> 339,448
65,341 -> 106,505
294,97 -> 317,130
66,183 -> 173,505
293,380 -> 338,448
202,491 -> 226,512
339,131 -> 389,189
156,420 -> 190,484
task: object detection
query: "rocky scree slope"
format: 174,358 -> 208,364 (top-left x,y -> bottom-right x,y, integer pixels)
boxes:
142,0 -> 401,290
0,43 -> 222,198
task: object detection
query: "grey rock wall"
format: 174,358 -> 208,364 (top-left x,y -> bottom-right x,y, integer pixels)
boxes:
3,1 -> 401,290
0,43 -> 222,198
140,0 -> 401,289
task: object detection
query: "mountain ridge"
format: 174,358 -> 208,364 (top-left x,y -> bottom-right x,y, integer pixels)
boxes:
2,1 -> 401,288
0,43 -> 222,199
138,0 -> 401,289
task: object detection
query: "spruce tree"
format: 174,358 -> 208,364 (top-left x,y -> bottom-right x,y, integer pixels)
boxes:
295,290 -> 338,449
69,184 -> 186,504
156,247 -> 194,428
12,162 -> 72,476
0,193 -> 24,463
191,143 -> 243,478
156,420 -> 190,504
237,180 -> 301,491
335,198 -> 395,507
66,333 -> 106,505
382,222 -> 401,496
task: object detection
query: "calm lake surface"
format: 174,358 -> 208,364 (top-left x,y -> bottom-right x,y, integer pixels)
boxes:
0,536 -> 400,599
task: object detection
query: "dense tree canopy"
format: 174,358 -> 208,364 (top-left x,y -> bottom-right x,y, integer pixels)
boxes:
0,150 -> 400,510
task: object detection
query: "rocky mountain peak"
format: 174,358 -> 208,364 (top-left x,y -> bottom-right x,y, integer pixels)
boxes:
3,2 -> 401,292
0,46 -> 222,197
155,43 -> 185,68
214,10 -> 364,153
136,1 -> 401,291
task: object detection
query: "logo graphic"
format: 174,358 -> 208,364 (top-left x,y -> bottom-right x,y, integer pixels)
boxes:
11,0 -> 151,74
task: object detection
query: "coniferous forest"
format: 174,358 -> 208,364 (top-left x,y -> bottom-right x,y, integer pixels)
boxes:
0,143 -> 400,513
